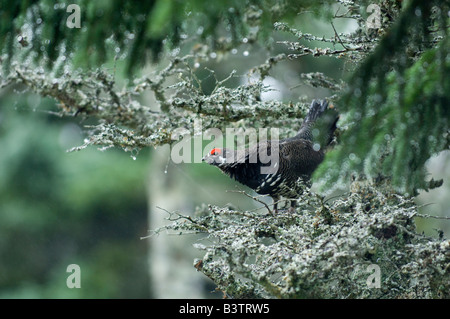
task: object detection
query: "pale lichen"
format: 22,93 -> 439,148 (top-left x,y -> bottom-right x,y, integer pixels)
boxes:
154,179 -> 449,298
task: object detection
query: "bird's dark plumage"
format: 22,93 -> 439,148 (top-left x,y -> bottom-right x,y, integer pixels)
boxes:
203,100 -> 338,212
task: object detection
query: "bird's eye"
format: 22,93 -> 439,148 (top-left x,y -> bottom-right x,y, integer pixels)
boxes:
210,148 -> 221,156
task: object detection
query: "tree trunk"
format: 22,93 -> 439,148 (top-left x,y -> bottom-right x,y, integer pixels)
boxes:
147,145 -> 205,298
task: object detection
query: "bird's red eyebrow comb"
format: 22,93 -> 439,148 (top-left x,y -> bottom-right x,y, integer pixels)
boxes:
210,148 -> 221,155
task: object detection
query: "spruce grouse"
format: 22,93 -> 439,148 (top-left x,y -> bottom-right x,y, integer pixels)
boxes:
202,100 -> 338,213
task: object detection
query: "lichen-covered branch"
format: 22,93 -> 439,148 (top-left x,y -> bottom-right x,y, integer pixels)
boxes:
152,180 -> 449,299
2,57 -> 313,154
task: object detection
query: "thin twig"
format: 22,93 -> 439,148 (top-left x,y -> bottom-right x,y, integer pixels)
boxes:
414,213 -> 450,220
331,21 -> 349,50
226,190 -> 273,214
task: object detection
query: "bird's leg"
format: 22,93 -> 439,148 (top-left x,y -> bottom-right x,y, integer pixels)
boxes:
273,198 -> 279,214
288,200 -> 297,213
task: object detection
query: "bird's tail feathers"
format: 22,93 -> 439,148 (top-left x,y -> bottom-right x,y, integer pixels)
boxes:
304,99 -> 329,124
296,99 -> 338,146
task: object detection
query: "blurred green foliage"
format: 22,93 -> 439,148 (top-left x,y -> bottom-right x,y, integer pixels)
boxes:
0,94 -> 150,298
0,0 -> 335,74
314,0 -> 450,196
315,37 -> 450,195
